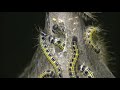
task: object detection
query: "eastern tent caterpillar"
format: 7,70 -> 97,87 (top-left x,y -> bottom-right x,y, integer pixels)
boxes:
68,36 -> 79,78
38,70 -> 55,78
78,63 -> 94,78
39,32 -> 63,78
84,26 -> 101,53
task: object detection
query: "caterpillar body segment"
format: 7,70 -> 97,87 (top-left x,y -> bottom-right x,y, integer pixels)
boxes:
38,70 -> 55,78
53,39 -> 65,50
48,35 -> 65,50
39,32 -> 63,78
78,63 -> 94,78
68,36 -> 79,78
84,26 -> 101,53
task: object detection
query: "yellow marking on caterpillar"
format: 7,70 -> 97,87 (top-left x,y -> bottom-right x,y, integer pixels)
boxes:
39,33 -> 63,78
68,41 -> 79,78
78,63 -> 95,78
84,26 -> 100,53
38,71 -> 48,78
38,70 -> 54,78
49,36 -> 65,50
54,42 -> 65,50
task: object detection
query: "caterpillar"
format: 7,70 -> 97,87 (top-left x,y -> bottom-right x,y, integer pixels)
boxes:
38,70 -> 55,78
52,22 -> 65,35
68,36 -> 79,78
39,31 -> 63,78
84,26 -> 101,53
48,35 -> 65,50
78,63 -> 94,78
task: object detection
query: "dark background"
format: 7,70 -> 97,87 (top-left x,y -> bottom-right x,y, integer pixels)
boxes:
1,12 -> 120,78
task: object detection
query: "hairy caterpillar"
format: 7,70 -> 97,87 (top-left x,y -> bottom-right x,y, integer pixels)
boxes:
84,26 -> 101,53
78,63 -> 94,78
49,35 -> 65,50
38,70 -> 55,78
39,32 -> 63,78
19,12 -> 116,78
68,36 -> 79,78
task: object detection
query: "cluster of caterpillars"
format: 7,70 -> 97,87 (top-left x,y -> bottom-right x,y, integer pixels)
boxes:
38,12 -> 102,78
39,31 -> 63,78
